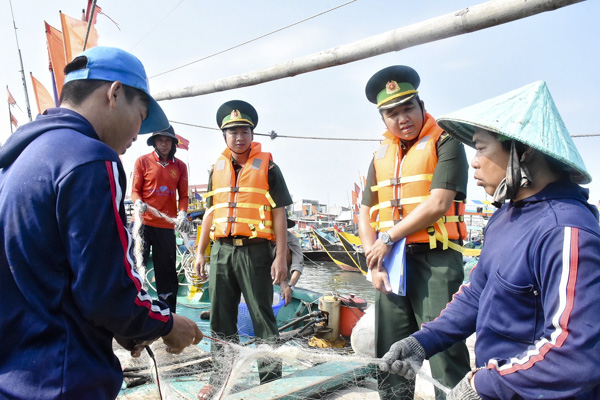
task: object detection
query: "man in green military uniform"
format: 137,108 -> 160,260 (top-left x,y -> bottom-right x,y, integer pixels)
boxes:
195,100 -> 292,399
358,66 -> 470,399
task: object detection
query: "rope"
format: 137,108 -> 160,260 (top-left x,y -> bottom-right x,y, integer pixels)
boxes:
132,202 -> 205,290
149,0 -> 357,79
170,120 -> 380,142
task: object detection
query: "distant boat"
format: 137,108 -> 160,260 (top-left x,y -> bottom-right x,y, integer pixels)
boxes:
310,229 -> 366,274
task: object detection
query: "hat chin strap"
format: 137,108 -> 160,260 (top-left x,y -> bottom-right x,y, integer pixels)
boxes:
492,140 -> 532,208
492,141 -> 532,208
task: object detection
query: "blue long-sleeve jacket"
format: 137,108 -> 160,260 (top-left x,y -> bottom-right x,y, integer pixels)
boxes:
0,108 -> 173,399
413,180 -> 600,399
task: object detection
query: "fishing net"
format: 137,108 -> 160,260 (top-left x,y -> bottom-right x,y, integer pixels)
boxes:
118,202 -> 461,399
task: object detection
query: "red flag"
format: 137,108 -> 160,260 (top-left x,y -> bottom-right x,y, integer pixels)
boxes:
60,12 -> 98,62
85,1 -> 102,25
311,205 -> 317,215
30,73 -> 56,114
9,111 -> 18,127
175,134 -> 189,150
7,87 -> 16,106
302,205 -> 308,216
351,190 -> 357,206
45,22 -> 67,96
354,183 -> 360,195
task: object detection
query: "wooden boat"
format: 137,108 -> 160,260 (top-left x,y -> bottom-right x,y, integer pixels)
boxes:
310,229 -> 365,274
334,231 -> 368,275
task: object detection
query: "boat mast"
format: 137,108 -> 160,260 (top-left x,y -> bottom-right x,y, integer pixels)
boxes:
8,0 -> 32,122
82,0 -> 97,51
154,0 -> 585,101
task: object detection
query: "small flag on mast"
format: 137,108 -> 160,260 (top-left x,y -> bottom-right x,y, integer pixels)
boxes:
7,87 -> 17,106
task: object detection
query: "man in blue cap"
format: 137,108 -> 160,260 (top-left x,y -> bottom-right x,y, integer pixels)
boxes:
359,65 -> 470,399
131,125 -> 191,313
379,81 -> 600,399
0,46 -> 202,400
194,100 -> 292,399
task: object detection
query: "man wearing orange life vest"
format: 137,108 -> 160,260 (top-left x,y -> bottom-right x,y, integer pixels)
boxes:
194,100 -> 292,396
358,66 -> 470,400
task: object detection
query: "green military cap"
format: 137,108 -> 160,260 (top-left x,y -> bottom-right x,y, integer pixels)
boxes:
365,65 -> 420,109
216,100 -> 259,130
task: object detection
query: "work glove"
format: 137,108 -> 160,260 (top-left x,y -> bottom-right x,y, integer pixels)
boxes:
378,336 -> 426,380
134,199 -> 147,213
447,371 -> 482,400
176,211 -> 193,234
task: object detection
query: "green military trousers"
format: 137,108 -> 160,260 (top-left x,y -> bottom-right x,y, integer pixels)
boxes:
208,240 -> 281,385
376,248 -> 470,400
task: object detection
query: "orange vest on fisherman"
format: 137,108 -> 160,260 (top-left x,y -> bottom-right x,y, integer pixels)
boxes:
371,113 -> 467,251
208,142 -> 276,240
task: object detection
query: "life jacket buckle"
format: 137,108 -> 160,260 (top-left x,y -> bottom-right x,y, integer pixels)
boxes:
231,186 -> 239,193
227,217 -> 236,223
390,177 -> 402,185
390,199 -> 402,207
228,202 -> 237,208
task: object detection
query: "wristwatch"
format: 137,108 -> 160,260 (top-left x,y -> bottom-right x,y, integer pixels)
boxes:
380,232 -> 394,246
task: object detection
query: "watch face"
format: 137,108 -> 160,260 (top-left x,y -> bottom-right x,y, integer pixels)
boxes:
382,232 -> 390,244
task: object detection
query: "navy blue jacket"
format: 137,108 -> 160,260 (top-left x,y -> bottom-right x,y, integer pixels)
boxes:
0,108 -> 173,399
414,180 -> 600,399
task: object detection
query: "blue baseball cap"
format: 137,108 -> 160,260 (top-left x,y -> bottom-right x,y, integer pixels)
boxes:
64,46 -> 169,134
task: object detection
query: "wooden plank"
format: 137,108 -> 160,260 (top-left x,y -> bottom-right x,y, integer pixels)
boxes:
226,361 -> 375,399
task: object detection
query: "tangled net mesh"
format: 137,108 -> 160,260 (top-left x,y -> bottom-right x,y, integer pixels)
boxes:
118,203 -> 455,399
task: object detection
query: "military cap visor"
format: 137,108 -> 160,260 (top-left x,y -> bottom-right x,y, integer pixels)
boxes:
365,65 -> 420,109
216,100 -> 258,130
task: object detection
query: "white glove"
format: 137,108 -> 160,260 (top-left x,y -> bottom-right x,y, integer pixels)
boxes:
134,199 -> 147,213
176,211 -> 192,233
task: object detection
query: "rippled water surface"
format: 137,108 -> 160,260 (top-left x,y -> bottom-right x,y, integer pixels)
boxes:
298,260 -> 376,306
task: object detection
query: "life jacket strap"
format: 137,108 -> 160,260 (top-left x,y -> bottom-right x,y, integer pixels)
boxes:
371,174 -> 433,192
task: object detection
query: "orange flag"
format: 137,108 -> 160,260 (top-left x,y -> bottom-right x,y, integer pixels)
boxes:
9,111 -> 18,127
60,12 -> 98,62
7,87 -> 17,106
45,22 -> 67,96
30,73 -> 55,114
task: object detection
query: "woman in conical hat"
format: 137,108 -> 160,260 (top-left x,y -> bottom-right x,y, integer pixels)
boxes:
379,81 -> 600,399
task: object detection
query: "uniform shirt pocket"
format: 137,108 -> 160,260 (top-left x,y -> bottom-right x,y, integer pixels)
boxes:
485,270 -> 539,344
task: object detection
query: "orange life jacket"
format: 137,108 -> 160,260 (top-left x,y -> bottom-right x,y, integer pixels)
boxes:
206,142 -> 276,240
370,113 -> 466,252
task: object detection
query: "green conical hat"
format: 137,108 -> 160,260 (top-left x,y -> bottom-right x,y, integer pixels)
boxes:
438,81 -> 591,184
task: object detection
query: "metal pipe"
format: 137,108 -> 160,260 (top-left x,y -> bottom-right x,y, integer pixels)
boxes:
154,0 -> 585,101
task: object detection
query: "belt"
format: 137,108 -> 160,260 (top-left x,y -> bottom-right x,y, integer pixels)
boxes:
405,240 -> 462,255
217,237 -> 269,247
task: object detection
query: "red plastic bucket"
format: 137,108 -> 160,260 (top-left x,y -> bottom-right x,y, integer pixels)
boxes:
339,295 -> 367,337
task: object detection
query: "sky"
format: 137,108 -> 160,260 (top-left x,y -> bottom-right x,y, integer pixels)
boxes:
2,0 -> 599,210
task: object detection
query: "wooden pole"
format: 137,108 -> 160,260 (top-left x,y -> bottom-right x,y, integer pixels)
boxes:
154,0 -> 584,102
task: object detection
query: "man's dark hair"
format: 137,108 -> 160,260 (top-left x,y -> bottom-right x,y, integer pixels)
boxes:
60,55 -> 149,106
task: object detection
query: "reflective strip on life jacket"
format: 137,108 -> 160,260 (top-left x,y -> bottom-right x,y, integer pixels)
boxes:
370,114 -> 467,251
